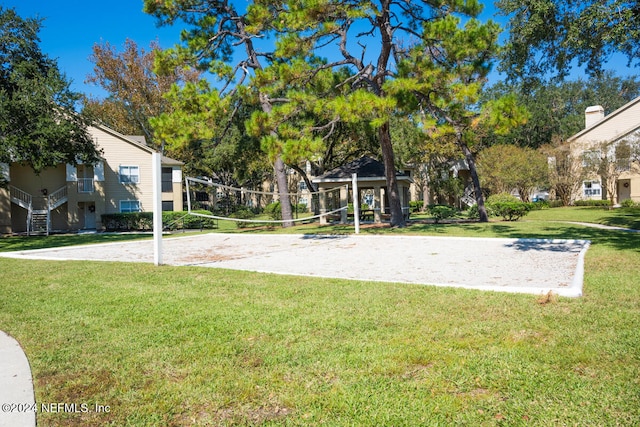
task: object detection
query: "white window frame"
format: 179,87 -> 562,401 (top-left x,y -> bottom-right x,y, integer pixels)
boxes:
119,165 -> 140,184
583,180 -> 601,197
119,200 -> 141,213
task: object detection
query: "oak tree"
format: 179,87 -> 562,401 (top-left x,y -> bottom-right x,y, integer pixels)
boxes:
497,0 -> 640,84
84,38 -> 200,152
0,7 -> 99,176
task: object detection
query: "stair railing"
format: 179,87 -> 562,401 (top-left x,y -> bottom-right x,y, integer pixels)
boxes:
48,186 -> 68,210
461,186 -> 476,207
9,185 -> 33,210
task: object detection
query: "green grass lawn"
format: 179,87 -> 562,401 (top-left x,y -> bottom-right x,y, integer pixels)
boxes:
0,207 -> 639,426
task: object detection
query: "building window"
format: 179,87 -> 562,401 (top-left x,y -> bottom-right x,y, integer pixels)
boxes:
162,201 -> 174,211
299,181 -> 307,191
583,181 -> 601,197
119,165 -> 139,184
120,200 -> 141,213
162,167 -> 173,192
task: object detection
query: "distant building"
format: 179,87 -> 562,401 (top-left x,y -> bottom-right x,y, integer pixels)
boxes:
0,123 -> 183,234
567,97 -> 640,204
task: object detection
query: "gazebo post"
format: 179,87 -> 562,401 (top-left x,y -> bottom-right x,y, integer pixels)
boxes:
340,185 -> 348,224
400,185 -> 408,220
352,174 -> 360,234
374,185 -> 382,223
319,188 -> 327,225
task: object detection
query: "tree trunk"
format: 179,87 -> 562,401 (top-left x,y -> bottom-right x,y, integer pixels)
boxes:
259,94 -> 294,227
379,122 -> 405,227
417,163 -> 430,212
460,142 -> 489,222
288,163 -> 317,192
274,156 -> 294,227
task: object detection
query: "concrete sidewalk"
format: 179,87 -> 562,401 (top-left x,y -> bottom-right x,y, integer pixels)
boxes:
0,331 -> 36,427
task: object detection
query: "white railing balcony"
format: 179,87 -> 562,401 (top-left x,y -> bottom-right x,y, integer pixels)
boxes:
78,178 -> 95,193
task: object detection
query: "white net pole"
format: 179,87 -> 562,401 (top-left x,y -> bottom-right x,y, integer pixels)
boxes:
185,175 -> 192,214
352,173 -> 360,234
152,152 -> 162,265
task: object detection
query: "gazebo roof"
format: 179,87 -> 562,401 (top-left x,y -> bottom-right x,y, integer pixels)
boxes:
312,156 -> 412,184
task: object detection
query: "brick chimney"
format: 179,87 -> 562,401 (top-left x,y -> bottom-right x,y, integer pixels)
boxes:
585,105 -> 605,129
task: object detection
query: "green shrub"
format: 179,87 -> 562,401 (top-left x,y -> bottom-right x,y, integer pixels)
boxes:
484,193 -> 534,221
264,202 -> 282,220
620,199 -> 637,208
466,204 -> 484,219
230,206 -> 256,228
429,205 -> 457,223
549,200 -> 565,208
293,203 -> 309,214
529,200 -> 549,210
409,200 -> 424,212
491,202 -> 531,221
163,210 -> 218,230
466,203 -> 497,219
486,192 -> 520,205
101,212 -> 153,231
574,199 -> 612,207
101,211 -> 217,232
264,202 -> 307,218
187,211 -> 218,229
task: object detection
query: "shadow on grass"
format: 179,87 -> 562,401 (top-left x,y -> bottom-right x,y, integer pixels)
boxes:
473,223 -> 637,253
361,220 -> 639,253
600,207 -> 640,230
522,226 -> 639,253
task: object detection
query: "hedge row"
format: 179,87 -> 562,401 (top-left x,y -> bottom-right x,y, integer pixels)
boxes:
101,211 -> 218,232
574,199 -> 613,207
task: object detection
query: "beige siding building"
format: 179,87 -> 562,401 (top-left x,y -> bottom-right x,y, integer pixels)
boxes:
568,97 -> 640,204
1,123 -> 183,234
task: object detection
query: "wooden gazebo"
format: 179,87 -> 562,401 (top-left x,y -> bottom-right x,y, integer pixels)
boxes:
312,156 -> 413,224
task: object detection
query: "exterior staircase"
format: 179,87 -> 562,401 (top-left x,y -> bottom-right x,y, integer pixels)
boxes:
29,211 -> 49,235
9,185 -> 68,236
461,187 -> 476,207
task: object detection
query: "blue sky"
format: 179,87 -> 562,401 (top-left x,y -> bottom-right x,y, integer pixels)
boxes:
3,0 -> 638,101
3,0 -> 183,98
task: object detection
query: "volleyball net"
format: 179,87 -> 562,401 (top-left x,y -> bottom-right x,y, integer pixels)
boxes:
184,176 -> 349,226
